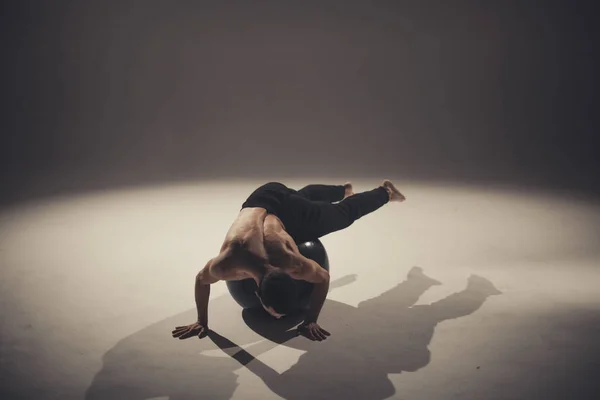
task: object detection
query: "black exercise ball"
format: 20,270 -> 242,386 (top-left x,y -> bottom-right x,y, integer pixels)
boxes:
226,239 -> 330,311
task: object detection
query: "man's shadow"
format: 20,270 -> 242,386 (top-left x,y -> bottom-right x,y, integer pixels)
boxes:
210,267 -> 502,400
86,268 -> 501,400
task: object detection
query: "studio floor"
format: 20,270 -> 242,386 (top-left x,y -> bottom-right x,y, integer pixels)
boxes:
1,178 -> 599,400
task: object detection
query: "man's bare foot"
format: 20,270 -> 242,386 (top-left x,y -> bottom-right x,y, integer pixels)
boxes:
343,182 -> 355,199
382,180 -> 406,202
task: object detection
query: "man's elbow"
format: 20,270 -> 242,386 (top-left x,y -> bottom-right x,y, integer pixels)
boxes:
319,270 -> 331,284
196,270 -> 217,285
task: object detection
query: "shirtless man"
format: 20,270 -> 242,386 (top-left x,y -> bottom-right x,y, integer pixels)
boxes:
172,180 -> 406,341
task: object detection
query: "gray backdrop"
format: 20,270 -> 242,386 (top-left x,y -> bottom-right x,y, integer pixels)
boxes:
1,0 -> 598,204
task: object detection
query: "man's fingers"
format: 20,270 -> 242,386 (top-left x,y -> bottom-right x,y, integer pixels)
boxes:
179,328 -> 198,340
172,323 -> 210,340
172,327 -> 189,337
176,328 -> 192,338
179,327 -> 199,339
173,324 -> 194,333
311,329 -> 321,341
297,324 -> 330,341
315,329 -> 327,341
311,328 -> 324,341
175,325 -> 196,331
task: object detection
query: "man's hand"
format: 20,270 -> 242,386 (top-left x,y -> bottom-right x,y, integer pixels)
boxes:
298,322 -> 331,341
172,322 -> 208,339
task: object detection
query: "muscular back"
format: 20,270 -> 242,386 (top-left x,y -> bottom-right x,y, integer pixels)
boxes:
199,208 -> 270,282
221,208 -> 269,258
200,210 -> 328,284
263,215 -> 329,283
263,215 -> 297,265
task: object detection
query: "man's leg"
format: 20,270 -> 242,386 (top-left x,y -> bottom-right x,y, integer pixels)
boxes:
312,187 -> 389,237
289,180 -> 405,240
296,183 -> 354,203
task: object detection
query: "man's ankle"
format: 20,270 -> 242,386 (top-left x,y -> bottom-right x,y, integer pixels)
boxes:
382,186 -> 392,201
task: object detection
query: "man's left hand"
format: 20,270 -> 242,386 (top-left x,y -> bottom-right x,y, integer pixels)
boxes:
298,322 -> 331,341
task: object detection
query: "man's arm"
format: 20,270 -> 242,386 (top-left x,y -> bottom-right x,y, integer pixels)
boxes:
287,255 -> 332,340
194,258 -> 221,325
192,252 -> 253,324
172,258 -> 222,340
295,258 -> 330,324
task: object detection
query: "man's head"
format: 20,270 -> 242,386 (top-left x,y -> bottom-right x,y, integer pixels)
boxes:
256,270 -> 298,318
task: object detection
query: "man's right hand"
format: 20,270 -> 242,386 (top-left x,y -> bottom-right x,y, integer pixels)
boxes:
172,322 -> 208,339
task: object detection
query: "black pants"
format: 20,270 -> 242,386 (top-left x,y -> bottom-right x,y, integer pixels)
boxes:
242,182 -> 389,243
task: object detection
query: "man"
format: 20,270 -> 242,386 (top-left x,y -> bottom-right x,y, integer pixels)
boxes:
172,180 -> 406,341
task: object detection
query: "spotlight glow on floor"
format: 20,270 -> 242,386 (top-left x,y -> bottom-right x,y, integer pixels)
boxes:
1,179 -> 599,399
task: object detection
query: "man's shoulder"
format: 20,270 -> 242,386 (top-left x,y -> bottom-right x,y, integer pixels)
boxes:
285,253 -> 329,283
210,248 -> 266,281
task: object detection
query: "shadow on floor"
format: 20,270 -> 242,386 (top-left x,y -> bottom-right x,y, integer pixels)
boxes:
85,268 -> 501,400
